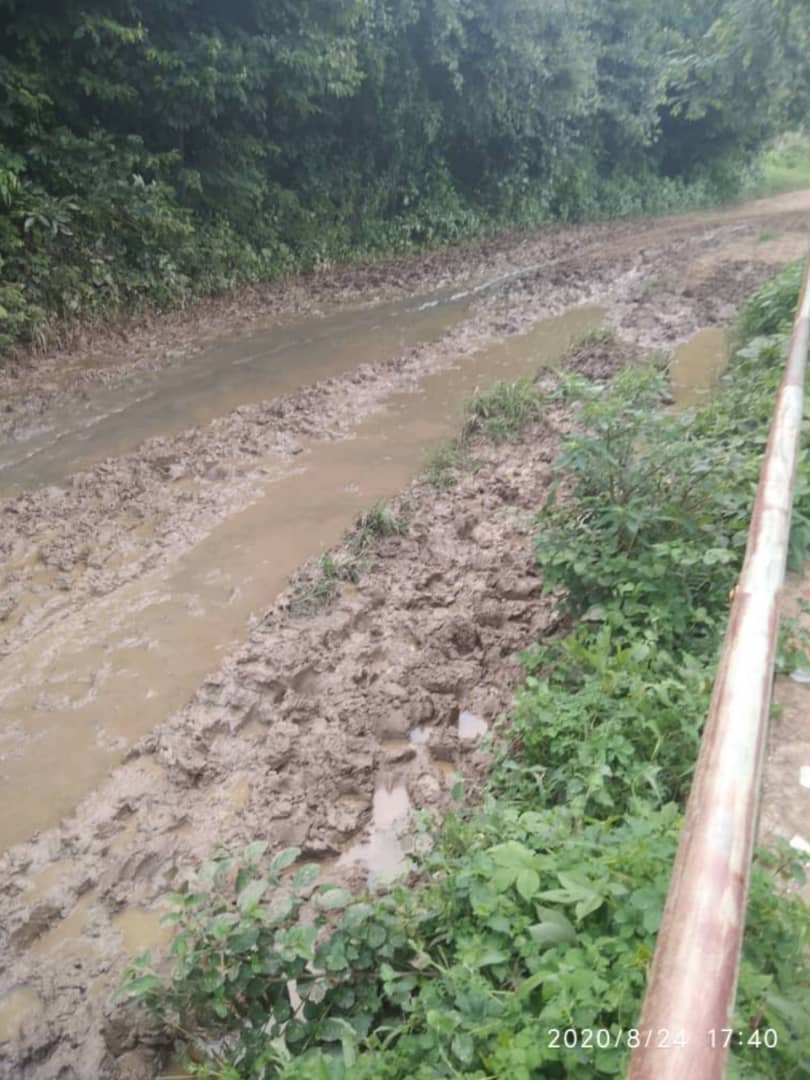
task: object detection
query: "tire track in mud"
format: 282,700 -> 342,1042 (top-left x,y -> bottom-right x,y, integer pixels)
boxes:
0,193 -> 809,1078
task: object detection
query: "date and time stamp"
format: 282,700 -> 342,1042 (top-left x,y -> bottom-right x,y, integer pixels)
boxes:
547,1027 -> 779,1052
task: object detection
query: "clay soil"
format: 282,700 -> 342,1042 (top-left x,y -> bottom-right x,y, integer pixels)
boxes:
0,191 -> 809,1079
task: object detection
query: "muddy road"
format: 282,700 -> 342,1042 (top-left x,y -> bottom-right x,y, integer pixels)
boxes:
0,191 -> 809,1079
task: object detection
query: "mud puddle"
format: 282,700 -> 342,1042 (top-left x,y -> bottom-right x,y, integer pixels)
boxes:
0,290 -> 476,496
0,305 -> 602,852
339,711 -> 489,884
338,781 -> 412,884
670,327 -> 730,408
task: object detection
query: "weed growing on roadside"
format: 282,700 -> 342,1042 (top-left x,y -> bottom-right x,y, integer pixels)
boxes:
775,599 -> 810,676
572,327 -> 617,349
462,378 -> 544,443
287,501 -> 406,615
536,368 -> 749,651
352,500 -> 408,552
743,134 -> 810,200
288,552 -> 362,616
423,437 -> 470,489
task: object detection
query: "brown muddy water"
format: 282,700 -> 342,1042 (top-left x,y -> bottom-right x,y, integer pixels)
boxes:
0,290 -> 475,495
0,303 -> 603,852
670,326 -> 730,409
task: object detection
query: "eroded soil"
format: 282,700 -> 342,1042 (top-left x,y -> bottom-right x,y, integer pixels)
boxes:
0,190 -> 809,1079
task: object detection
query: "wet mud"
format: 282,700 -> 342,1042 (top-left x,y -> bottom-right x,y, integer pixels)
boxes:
0,399 -> 574,1078
0,304 -> 602,849
0,190 -> 809,1078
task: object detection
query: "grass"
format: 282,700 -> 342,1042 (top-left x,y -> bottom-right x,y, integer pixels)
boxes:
352,500 -> 408,553
422,378 -> 543,490
423,437 -> 471,489
744,133 -> 810,199
288,551 -> 363,615
287,500 -> 407,614
572,327 -> 618,349
462,377 -> 544,443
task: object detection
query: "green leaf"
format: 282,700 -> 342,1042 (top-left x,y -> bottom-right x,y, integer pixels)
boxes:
292,863 -> 320,889
340,903 -> 375,929
515,970 -> 547,999
120,973 -> 162,998
516,867 -> 541,901
528,920 -> 576,947
316,887 -> 352,910
270,846 -> 301,873
488,841 -> 538,870
238,878 -> 269,912
452,1032 -> 476,1065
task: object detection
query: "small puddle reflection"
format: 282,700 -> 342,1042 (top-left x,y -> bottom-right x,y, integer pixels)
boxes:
670,328 -> 729,409
458,711 -> 488,741
338,782 -> 412,885
227,778 -> 251,810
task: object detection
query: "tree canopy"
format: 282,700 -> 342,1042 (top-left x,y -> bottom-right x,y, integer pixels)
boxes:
0,0 -> 807,347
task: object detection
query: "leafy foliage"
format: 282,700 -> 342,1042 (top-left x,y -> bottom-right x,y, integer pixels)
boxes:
120,274 -> 810,1077
737,259 -> 806,341
2,0 -> 808,350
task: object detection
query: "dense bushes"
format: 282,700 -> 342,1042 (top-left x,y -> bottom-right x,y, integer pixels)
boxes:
1,0 -> 809,349
120,266 -> 810,1077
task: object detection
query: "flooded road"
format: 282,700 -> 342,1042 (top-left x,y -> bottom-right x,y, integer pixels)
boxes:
0,303 -> 602,850
0,291 -> 475,495
1,189 -> 809,1080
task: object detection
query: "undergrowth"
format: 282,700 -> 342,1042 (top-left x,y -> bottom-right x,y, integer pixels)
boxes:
120,264 -> 810,1078
742,134 -> 810,200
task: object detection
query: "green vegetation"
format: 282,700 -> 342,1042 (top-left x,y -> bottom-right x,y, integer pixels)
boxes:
120,266 -> 810,1077
288,552 -> 362,617
2,1 -> 810,350
423,439 -> 471,491
737,260 -> 806,342
462,379 -> 544,444
353,501 -> 408,551
427,376 -> 546,489
744,134 -> 810,200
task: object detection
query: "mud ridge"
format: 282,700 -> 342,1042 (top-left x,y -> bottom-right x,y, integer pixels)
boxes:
3,203 -> 806,660
0,381 -> 593,1078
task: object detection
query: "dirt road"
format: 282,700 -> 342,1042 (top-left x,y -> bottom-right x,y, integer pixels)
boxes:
0,191 -> 809,1079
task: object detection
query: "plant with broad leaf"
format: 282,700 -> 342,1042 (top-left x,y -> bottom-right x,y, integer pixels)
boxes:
117,841 -> 414,1075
